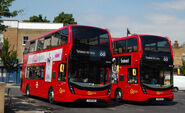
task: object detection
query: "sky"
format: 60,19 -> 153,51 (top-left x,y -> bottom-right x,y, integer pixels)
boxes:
4,0 -> 185,45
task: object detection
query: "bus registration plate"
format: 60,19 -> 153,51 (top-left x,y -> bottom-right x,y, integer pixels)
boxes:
156,98 -> 164,101
86,99 -> 97,103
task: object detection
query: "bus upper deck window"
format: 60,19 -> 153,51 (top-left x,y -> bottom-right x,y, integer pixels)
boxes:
37,38 -> 44,51
29,41 -> 36,53
44,36 -> 52,49
54,28 -> 68,46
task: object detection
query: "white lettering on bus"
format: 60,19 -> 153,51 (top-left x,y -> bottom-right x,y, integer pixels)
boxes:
76,49 -> 95,55
121,58 -> 129,64
146,56 -> 160,60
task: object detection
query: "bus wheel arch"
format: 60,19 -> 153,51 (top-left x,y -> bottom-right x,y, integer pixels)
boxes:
48,87 -> 54,104
174,87 -> 179,92
115,88 -> 123,102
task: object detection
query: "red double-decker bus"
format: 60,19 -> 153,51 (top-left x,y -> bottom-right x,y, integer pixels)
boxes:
20,25 -> 113,103
111,34 -> 174,102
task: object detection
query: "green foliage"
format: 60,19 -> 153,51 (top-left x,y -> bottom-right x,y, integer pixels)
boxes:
181,61 -> 185,75
0,0 -> 23,31
25,14 -> 50,23
0,38 -> 17,70
53,12 -> 77,25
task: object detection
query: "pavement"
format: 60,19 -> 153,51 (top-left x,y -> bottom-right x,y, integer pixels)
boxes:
4,83 -> 46,113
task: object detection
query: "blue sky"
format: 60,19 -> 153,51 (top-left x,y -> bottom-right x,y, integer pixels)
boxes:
4,0 -> 185,44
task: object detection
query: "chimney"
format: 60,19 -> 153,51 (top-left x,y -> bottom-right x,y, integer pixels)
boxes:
174,40 -> 179,48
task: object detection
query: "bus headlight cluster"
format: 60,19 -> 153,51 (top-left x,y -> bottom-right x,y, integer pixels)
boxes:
107,87 -> 111,95
69,85 -> 75,94
141,85 -> 146,94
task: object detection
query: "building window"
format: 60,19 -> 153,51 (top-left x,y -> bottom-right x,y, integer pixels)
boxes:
22,36 -> 29,45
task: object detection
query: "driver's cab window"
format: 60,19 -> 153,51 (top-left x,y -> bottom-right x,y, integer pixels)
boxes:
127,68 -> 138,83
58,63 -> 66,81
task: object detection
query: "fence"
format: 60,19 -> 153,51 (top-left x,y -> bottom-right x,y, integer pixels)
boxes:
0,68 -> 21,84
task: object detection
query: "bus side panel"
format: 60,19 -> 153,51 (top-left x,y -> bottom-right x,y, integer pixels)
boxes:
112,52 -> 141,101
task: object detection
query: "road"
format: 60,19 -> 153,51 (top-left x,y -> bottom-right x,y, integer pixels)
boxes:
4,84 -> 185,113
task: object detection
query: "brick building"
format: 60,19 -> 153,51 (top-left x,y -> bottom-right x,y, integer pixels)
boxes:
0,20 -> 63,83
1,20 -> 63,62
172,41 -> 185,75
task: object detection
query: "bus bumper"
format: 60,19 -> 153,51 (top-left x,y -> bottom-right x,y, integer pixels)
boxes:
56,93 -> 111,103
137,93 -> 174,102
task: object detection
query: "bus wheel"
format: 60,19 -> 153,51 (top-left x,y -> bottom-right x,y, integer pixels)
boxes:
115,89 -> 123,102
48,88 -> 54,104
26,85 -> 30,97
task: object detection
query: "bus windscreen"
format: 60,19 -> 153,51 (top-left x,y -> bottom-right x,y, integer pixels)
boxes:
141,36 -> 171,53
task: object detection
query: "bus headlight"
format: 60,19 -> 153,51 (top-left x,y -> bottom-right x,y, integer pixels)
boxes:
69,85 -> 75,94
107,88 -> 111,95
107,86 -> 111,95
141,85 -> 146,94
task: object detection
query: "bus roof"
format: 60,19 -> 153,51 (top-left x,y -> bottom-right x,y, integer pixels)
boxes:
112,34 -> 169,42
26,24 -> 108,44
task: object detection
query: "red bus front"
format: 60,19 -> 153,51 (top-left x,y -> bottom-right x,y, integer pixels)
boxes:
111,35 -> 174,102
65,26 -> 112,102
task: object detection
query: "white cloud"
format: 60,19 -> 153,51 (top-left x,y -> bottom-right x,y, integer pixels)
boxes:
153,0 -> 185,10
146,14 -> 178,24
82,13 -> 185,45
82,13 -> 105,25
142,14 -> 185,43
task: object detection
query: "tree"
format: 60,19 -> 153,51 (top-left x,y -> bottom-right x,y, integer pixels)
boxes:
24,14 -> 50,23
53,12 -> 77,25
0,38 -> 17,70
0,0 -> 23,32
181,61 -> 185,75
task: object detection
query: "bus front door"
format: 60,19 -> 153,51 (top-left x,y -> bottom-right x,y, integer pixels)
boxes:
125,68 -> 139,101
55,63 -> 67,101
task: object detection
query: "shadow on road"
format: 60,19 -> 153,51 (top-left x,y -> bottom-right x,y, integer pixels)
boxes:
5,95 -> 44,113
4,94 -> 179,113
24,95 -> 125,108
23,94 -> 178,109
122,100 -> 177,106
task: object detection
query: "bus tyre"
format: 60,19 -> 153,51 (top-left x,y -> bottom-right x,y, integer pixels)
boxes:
115,89 -> 123,102
48,88 -> 54,104
174,87 -> 179,92
26,85 -> 30,97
